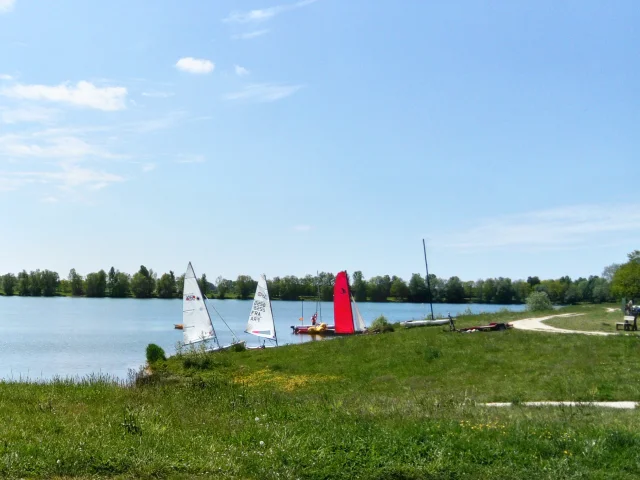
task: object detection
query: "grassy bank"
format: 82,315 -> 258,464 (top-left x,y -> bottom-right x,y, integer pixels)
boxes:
1,304 -> 640,478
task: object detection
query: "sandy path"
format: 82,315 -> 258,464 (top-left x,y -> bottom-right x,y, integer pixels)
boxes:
482,401 -> 637,409
511,313 -> 616,336
605,307 -> 619,313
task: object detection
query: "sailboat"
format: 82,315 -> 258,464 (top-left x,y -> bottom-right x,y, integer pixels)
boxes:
245,274 -> 279,349
179,262 -> 245,352
292,270 -> 366,335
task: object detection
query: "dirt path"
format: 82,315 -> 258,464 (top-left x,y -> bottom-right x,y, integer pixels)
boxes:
482,401 -> 637,409
511,313 -> 616,336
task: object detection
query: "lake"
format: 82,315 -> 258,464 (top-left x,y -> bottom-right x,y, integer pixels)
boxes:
0,297 -> 526,381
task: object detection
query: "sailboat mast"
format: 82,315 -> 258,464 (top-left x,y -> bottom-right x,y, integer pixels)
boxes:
190,262 -> 218,347
422,239 -> 435,321
265,274 -> 278,346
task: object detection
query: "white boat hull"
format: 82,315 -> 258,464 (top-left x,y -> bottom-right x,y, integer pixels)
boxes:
400,319 -> 449,328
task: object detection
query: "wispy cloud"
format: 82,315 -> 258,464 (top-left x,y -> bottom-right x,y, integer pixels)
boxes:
41,195 -> 59,203
0,81 -> 128,111
176,154 -> 205,164
1,106 -> 58,124
224,83 -> 302,102
224,0 -> 317,23
0,0 -> 15,13
0,133 -> 122,160
293,224 -> 313,232
175,57 -> 215,74
0,73 -> 13,80
141,163 -> 156,172
141,91 -> 174,98
437,204 -> 640,252
0,165 -> 125,192
234,65 -> 250,77
232,29 -> 270,40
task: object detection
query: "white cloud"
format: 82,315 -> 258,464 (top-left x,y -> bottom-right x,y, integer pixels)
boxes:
293,224 -> 312,232
142,163 -> 156,172
41,195 -> 59,203
0,74 -> 13,80
175,57 -> 215,74
224,83 -> 302,102
232,30 -> 270,40
141,91 -> 174,98
0,0 -> 15,13
1,106 -> 58,124
176,154 -> 205,164
0,133 -> 121,159
234,65 -> 250,77
437,204 -> 640,252
0,81 -> 128,111
0,165 -> 125,191
224,0 -> 317,23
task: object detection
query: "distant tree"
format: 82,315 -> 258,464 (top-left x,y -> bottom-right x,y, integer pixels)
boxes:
176,274 -> 185,296
17,270 -> 30,296
40,270 -> 59,296
317,272 -> 335,301
512,280 -> 531,304
68,268 -> 84,296
157,271 -> 177,299
234,275 -> 257,300
602,263 -> 621,282
494,277 -> 515,304
198,273 -> 210,297
408,273 -> 428,303
1,273 -> 17,296
107,267 -> 117,296
85,270 -> 107,297
463,281 -> 475,301
526,276 -> 541,288
58,279 -> 71,295
278,276 -> 301,301
628,250 -> 640,263
611,261 -> 640,301
444,276 -> 465,303
29,270 -> 43,296
215,276 -> 233,299
367,276 -> 390,302
563,285 -> 581,305
390,277 -> 409,301
482,278 -> 497,303
111,272 -> 131,298
526,291 -> 553,312
351,271 -> 367,302
131,265 -> 156,298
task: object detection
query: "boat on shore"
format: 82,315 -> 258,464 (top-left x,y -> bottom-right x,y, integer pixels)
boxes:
400,319 -> 449,328
180,262 -> 245,352
245,274 -> 279,349
292,271 -> 367,335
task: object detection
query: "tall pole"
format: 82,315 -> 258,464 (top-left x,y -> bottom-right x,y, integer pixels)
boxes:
423,239 -> 435,320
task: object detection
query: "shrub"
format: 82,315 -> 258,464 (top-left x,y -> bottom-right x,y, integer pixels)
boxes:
145,343 -> 166,364
370,315 -> 394,333
526,291 -> 553,312
230,341 -> 246,353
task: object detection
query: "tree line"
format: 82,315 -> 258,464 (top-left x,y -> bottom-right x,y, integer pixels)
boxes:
1,251 -> 638,304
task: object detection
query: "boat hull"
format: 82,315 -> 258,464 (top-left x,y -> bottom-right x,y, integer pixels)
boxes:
291,324 -> 336,335
400,319 -> 449,328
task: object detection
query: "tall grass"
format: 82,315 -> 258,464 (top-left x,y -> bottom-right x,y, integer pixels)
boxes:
0,304 -> 639,478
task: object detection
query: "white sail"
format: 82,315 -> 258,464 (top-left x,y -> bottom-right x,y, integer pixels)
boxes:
245,274 -> 276,340
182,262 -> 215,345
352,296 -> 366,332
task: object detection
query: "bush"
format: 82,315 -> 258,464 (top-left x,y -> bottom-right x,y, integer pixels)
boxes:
526,291 -> 553,312
370,315 -> 394,333
145,343 -> 166,364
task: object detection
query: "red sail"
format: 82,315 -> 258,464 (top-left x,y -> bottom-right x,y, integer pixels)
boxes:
333,271 -> 354,334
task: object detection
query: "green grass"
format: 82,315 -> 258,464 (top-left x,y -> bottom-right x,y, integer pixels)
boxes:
542,304 -> 638,334
2,304 -> 640,478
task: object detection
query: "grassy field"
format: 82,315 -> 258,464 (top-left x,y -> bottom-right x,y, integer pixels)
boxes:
2,304 -> 640,478
541,305 -> 639,334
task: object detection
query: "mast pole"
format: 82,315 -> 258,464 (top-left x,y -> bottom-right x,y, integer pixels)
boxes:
266,274 -> 278,347
423,239 -> 435,320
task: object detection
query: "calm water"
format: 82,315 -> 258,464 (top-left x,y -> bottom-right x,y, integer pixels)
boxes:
0,297 -> 525,381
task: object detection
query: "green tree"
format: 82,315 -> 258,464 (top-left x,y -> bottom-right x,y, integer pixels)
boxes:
111,272 -> 131,298
131,265 -> 156,298
494,277 -> 514,304
17,270 -> 30,296
526,291 -> 553,311
176,274 -> 185,296
367,276 -> 390,302
107,267 -> 117,296
40,270 -> 59,296
317,272 -> 335,301
408,273 -> 427,303
482,278 -> 497,303
68,268 -> 84,296
351,271 -> 367,302
29,270 -> 43,296
1,273 -> 17,296
85,270 -> 107,297
611,261 -> 640,301
390,277 -> 409,301
444,276 -> 465,303
157,271 -> 177,299
235,275 -> 256,299
215,276 -> 233,299
198,273 -> 211,297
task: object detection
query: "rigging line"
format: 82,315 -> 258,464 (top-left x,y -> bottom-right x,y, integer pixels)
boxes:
205,296 -> 240,342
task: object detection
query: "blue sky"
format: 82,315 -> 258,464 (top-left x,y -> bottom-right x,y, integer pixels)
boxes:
0,0 -> 638,283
